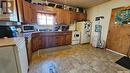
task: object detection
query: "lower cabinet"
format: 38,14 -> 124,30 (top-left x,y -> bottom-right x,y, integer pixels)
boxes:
31,33 -> 42,52
31,31 -> 72,52
44,36 -> 66,48
65,35 -> 72,45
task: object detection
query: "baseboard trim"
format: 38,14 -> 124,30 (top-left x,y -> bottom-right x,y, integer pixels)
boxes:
106,48 -> 127,56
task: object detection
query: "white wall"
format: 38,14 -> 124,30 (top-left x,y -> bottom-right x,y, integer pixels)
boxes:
87,0 -> 130,43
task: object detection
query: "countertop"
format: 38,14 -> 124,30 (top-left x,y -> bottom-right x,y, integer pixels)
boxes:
0,37 -> 25,47
0,31 -> 72,47
20,31 -> 72,38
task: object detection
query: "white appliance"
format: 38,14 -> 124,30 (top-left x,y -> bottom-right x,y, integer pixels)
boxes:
22,25 -> 35,32
77,21 -> 91,44
92,16 -> 104,48
72,31 -> 80,45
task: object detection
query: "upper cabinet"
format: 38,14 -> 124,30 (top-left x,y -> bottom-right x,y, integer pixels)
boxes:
42,6 -> 87,24
22,1 -> 37,23
0,0 -> 87,24
74,12 -> 87,21
22,1 -> 31,23
30,4 -> 37,23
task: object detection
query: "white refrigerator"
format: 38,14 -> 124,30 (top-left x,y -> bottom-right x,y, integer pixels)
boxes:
77,21 -> 91,44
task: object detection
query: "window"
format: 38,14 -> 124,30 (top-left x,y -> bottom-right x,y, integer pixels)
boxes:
37,13 -> 55,25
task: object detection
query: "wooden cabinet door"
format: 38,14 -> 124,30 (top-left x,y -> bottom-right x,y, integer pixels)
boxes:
30,4 -> 37,23
55,36 -> 66,46
65,35 -> 72,45
35,5 -> 43,12
44,35 -> 66,48
73,12 -> 87,21
70,11 -> 75,23
31,33 -> 42,52
23,1 -> 32,23
63,10 -> 71,24
79,13 -> 87,20
56,9 -> 64,24
44,36 -> 56,48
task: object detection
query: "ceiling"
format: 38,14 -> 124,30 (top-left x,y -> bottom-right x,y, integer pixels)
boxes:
47,0 -> 110,8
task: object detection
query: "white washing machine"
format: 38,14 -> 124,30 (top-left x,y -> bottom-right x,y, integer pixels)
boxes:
72,31 -> 80,45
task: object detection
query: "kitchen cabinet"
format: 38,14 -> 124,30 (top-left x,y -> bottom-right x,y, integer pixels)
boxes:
22,1 -> 31,23
74,12 -> 87,21
35,5 -> 44,12
31,33 -> 42,52
56,9 -> 64,24
55,36 -> 66,46
31,31 -> 72,52
70,11 -> 76,23
62,10 -> 71,24
42,6 -> 87,24
22,1 -> 37,23
43,36 -> 65,48
30,4 -> 37,23
54,9 -> 71,24
22,2 -> 87,24
65,34 -> 72,45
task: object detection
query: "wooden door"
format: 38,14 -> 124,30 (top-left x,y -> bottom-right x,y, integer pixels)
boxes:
106,7 -> 130,55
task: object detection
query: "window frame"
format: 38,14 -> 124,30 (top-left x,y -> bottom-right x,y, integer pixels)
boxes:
37,12 -> 56,26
